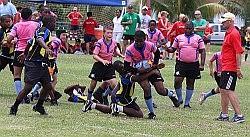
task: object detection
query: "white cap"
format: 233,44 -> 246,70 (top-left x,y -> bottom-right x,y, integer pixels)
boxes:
219,12 -> 235,23
142,6 -> 148,10
73,7 -> 78,11
179,14 -> 185,19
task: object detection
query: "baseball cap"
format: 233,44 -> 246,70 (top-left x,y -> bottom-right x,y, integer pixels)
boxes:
219,12 -> 235,23
128,4 -> 133,9
142,6 -> 148,10
73,7 -> 77,11
179,14 -> 186,19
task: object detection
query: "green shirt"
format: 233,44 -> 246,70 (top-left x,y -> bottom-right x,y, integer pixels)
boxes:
192,19 -> 206,38
121,12 -> 141,35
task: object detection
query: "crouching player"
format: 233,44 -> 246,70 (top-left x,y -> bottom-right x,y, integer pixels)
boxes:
82,60 -> 164,118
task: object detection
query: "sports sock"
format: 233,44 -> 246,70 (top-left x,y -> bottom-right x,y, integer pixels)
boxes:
14,78 -> 22,95
245,54 -> 248,61
13,99 -> 22,109
166,88 -> 174,97
184,89 -> 193,105
144,96 -> 154,113
175,88 -> 182,103
117,105 -> 123,112
103,86 -> 112,97
31,83 -> 41,94
91,102 -> 96,109
87,89 -> 93,100
205,88 -> 216,99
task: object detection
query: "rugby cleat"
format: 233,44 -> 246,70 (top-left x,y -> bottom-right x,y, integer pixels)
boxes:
110,103 -> 119,116
33,105 -> 48,115
82,100 -> 92,112
9,106 -> 18,116
148,112 -> 156,119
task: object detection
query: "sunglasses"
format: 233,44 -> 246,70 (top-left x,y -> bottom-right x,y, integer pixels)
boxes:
195,14 -> 200,15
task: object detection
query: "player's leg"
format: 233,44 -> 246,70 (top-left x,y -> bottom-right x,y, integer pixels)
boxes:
184,78 -> 195,108
174,76 -> 184,104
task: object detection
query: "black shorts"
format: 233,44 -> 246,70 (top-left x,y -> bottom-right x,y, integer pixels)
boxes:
48,60 -> 58,75
24,61 -> 51,85
245,42 -> 250,50
84,34 -> 95,43
122,34 -> 134,41
88,62 -> 116,82
115,95 -> 140,111
70,25 -> 79,30
204,40 -> 211,44
214,71 -> 221,86
174,60 -> 201,79
13,51 -> 24,67
219,71 -> 237,91
0,56 -> 13,73
148,70 -> 164,83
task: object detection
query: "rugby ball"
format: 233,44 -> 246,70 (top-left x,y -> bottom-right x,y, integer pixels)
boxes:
135,60 -> 152,69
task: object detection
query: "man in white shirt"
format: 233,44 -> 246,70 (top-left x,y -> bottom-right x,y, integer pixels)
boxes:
139,6 -> 151,31
112,9 -> 123,52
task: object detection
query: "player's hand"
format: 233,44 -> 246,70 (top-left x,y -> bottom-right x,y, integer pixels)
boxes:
17,53 -> 25,63
45,48 -> 54,56
102,60 -> 110,66
152,69 -> 161,76
157,63 -> 165,69
237,69 -> 243,79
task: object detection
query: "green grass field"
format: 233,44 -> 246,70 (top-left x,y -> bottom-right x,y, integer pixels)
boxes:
0,46 -> 249,137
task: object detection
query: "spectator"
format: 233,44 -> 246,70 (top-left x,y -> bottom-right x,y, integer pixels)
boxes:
72,38 -> 83,54
0,0 -> 17,17
112,9 -> 123,53
121,4 -> 141,55
13,6 -> 22,24
82,12 -> 98,54
192,10 -> 206,38
67,7 -> 83,40
204,21 -> 213,54
139,6 -> 151,31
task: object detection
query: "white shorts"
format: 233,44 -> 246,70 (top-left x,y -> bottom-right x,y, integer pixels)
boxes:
113,32 -> 123,43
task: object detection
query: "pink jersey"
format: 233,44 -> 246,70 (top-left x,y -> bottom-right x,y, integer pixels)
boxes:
49,36 -> 62,60
209,52 -> 222,73
125,41 -> 157,65
173,33 -> 205,63
10,20 -> 39,51
146,28 -> 165,45
93,38 -> 117,63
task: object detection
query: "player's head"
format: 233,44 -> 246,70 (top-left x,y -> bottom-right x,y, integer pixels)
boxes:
103,26 -> 113,41
160,11 -> 168,19
0,15 -> 13,28
42,15 -> 56,31
149,20 -> 157,31
113,60 -> 126,75
21,8 -> 32,20
185,21 -> 194,36
16,6 -> 23,12
87,12 -> 92,17
39,5 -> 50,17
134,30 -> 146,48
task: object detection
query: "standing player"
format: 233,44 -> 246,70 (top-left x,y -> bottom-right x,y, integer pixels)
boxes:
7,8 -> 39,103
199,51 -> 221,105
124,30 -> 179,119
85,26 -> 124,104
9,15 -> 56,115
145,20 -> 166,47
0,15 -> 14,74
244,26 -> 250,61
67,7 -> 83,40
164,21 -> 206,108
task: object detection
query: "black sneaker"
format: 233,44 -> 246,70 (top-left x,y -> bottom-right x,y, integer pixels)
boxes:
93,92 -> 103,104
9,106 -> 17,115
51,100 -> 58,106
184,104 -> 192,109
148,112 -> 156,119
214,112 -> 229,121
33,105 -> 48,115
169,94 -> 180,107
103,96 -> 109,106
153,102 -> 158,108
230,114 -> 245,123
82,100 -> 93,112
24,96 -> 30,104
54,91 -> 62,100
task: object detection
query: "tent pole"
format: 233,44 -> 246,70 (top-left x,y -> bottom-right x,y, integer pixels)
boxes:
44,0 -> 47,6
87,5 -> 90,12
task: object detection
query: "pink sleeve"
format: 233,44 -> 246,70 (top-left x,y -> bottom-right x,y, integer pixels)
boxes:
124,49 -> 133,63
10,24 -> 17,37
172,37 -> 179,49
93,42 -> 101,55
159,32 -> 165,40
198,37 -> 205,49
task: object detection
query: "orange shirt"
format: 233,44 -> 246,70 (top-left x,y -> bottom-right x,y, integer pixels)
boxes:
222,26 -> 244,72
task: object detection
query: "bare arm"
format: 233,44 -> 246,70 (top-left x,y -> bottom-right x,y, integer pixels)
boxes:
131,69 -> 160,82
236,53 -> 243,79
199,49 -> 206,71
208,61 -> 214,77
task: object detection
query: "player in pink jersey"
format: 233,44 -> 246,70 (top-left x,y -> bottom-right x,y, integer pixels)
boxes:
7,8 -> 39,103
124,30 -> 179,119
164,21 -> 206,108
84,26 -> 124,108
146,20 -> 166,46
199,51 -> 222,105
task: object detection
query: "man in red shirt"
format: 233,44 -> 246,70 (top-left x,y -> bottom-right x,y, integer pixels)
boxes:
83,12 -> 98,54
215,12 -> 245,123
204,21 -> 213,54
67,7 -> 83,40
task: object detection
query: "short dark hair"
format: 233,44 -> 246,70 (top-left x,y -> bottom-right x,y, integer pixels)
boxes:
113,60 -> 126,75
0,14 -> 13,22
39,5 -> 50,13
42,15 -> 55,26
135,30 -> 146,38
185,21 -> 194,28
16,6 -> 22,11
87,12 -> 92,17
21,8 -> 32,20
116,9 -> 122,13
149,20 -> 157,25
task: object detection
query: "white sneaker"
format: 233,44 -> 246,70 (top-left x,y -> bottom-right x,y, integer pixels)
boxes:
110,103 -> 119,116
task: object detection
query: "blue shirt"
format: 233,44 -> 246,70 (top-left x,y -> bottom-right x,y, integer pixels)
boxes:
0,2 -> 17,16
